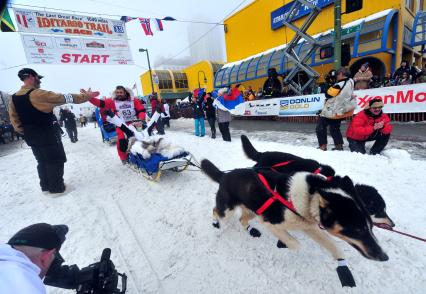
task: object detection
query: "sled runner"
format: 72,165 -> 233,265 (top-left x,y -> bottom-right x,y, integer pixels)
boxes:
127,151 -> 196,181
95,108 -> 117,144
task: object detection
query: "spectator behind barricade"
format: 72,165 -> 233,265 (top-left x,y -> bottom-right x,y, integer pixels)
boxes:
216,88 -> 232,142
244,86 -> 255,101
262,68 -> 282,98
316,67 -> 356,151
416,68 -> 426,83
204,92 -> 216,139
319,70 -> 337,94
161,99 -> 171,128
393,60 -> 416,82
79,114 -> 85,127
397,71 -> 412,86
191,93 -> 205,137
354,62 -> 373,90
282,82 -> 295,97
346,98 -> 392,155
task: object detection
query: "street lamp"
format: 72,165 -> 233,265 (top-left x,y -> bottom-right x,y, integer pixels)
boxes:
139,48 -> 155,94
197,70 -> 207,89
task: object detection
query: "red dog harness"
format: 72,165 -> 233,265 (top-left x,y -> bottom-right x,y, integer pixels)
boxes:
256,173 -> 301,216
271,161 -> 333,181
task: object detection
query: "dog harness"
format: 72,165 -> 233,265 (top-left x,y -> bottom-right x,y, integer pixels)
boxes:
256,173 -> 301,216
271,161 -> 333,181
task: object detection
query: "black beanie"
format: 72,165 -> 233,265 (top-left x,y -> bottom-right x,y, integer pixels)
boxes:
8,223 -> 68,250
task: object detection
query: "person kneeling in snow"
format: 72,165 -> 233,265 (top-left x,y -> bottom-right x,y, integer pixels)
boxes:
89,86 -> 146,164
346,98 -> 392,155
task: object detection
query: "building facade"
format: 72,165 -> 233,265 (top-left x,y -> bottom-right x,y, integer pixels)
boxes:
214,0 -> 426,90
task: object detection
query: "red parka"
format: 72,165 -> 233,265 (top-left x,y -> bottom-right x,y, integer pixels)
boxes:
346,110 -> 392,141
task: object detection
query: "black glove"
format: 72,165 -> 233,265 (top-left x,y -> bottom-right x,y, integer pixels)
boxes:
104,109 -> 115,118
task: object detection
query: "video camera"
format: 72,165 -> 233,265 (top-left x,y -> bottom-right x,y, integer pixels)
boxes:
44,248 -> 127,294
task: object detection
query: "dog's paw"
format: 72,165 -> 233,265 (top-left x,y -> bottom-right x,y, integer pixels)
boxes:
277,240 -> 287,248
247,225 -> 261,238
212,220 -> 220,229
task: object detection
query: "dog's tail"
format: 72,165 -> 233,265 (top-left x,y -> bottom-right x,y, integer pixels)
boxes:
241,135 -> 261,162
201,159 -> 224,183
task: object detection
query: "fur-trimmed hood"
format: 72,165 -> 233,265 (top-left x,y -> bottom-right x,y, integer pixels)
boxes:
112,87 -> 134,100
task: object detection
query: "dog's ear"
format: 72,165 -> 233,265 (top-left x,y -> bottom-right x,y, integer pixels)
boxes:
306,174 -> 329,194
319,164 -> 335,177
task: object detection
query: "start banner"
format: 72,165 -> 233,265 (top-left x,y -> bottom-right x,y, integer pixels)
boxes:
13,8 -> 127,39
21,34 -> 133,65
233,84 -> 426,117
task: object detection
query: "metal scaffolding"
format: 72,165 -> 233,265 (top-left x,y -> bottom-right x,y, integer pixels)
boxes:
282,0 -> 322,95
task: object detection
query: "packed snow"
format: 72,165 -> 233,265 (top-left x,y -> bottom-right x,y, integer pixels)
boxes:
1,119 -> 425,294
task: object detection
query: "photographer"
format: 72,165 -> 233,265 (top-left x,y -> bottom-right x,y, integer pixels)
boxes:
0,223 -> 127,294
0,223 -> 69,293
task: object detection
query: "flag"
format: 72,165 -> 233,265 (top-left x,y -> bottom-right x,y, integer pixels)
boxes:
154,18 -> 164,31
139,18 -> 153,36
120,16 -> 135,23
1,8 -> 16,32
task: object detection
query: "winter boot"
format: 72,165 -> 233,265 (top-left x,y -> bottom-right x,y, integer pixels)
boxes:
332,144 -> 344,151
318,144 -> 327,151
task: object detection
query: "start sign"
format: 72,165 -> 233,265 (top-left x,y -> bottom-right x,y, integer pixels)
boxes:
61,53 -> 110,64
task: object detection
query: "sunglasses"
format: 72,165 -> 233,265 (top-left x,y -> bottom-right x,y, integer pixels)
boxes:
371,107 -> 383,110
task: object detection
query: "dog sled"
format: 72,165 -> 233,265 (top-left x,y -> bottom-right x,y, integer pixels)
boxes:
95,108 -> 117,144
127,151 -> 197,181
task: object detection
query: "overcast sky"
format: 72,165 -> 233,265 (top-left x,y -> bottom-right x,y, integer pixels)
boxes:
0,0 -> 251,96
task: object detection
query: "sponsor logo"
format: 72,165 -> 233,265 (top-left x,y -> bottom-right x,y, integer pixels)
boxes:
280,97 -> 320,110
113,25 -> 125,33
58,38 -> 79,48
86,41 -> 105,48
32,38 -> 47,47
244,110 -> 251,115
356,90 -> 426,107
37,48 -> 44,53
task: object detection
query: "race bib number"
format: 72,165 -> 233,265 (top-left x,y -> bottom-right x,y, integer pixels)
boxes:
115,100 -> 136,122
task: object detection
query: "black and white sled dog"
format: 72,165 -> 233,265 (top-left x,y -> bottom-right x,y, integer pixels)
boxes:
241,135 -> 395,228
201,159 -> 389,262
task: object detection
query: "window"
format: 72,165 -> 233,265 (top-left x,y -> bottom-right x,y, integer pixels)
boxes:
256,53 -> 273,77
229,65 -> 239,84
211,63 -> 223,78
156,71 -> 173,90
221,66 -> 233,85
406,0 -> 415,12
269,49 -> 285,72
246,56 -> 261,79
237,60 -> 250,81
173,72 -> 188,89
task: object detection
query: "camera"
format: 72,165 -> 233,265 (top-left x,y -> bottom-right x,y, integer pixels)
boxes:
44,248 -> 127,294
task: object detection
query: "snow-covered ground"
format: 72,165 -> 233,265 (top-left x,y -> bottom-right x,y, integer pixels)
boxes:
1,120 -> 425,294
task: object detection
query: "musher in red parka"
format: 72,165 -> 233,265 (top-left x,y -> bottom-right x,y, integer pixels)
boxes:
89,85 -> 146,163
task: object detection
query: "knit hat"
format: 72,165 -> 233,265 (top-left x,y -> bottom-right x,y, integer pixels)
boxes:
8,223 -> 68,250
365,98 -> 384,109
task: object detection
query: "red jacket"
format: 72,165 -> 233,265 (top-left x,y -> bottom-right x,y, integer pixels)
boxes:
346,110 -> 392,141
89,97 -> 145,122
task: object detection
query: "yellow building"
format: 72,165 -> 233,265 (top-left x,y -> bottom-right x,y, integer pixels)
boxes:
214,0 -> 426,90
140,61 -> 223,101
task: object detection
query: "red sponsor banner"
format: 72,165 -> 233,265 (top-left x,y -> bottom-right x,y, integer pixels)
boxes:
354,84 -> 426,114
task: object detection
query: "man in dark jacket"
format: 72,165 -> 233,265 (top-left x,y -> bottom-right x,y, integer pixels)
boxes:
63,109 -> 78,143
346,98 -> 392,155
9,68 -> 99,194
203,92 -> 216,138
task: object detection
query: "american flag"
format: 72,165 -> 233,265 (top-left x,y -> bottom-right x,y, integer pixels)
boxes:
139,18 -> 153,36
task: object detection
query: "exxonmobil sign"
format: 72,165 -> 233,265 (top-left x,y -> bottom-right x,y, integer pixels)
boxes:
354,84 -> 426,114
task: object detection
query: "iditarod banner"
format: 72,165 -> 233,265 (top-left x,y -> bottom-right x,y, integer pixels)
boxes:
21,34 -> 133,65
227,84 -> 426,117
13,8 -> 127,39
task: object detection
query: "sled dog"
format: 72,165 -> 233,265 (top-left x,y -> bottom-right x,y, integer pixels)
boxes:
240,135 -> 395,227
201,159 -> 388,261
